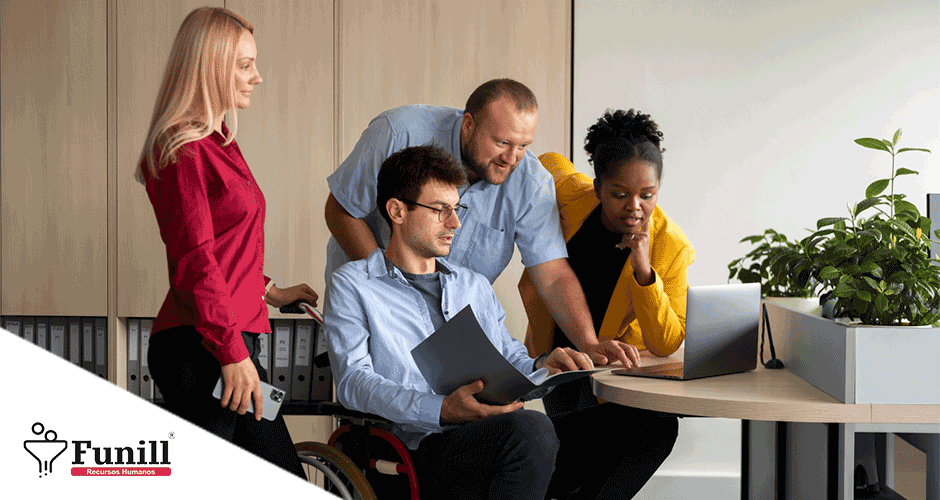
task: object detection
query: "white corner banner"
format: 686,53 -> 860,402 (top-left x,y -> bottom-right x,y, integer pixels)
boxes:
0,329 -> 334,499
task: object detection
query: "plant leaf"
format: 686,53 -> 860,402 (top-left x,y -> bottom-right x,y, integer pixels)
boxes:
875,293 -> 888,313
853,295 -> 869,315
855,138 -> 890,151
894,200 -> 920,218
859,227 -> 883,242
854,196 -> 884,216
920,217 -> 932,237
897,147 -> 931,154
817,217 -> 846,229
858,261 -> 881,274
895,167 -> 918,176
738,269 -> 761,283
861,276 -> 881,290
893,129 -> 902,146
833,282 -> 856,298
739,234 -> 764,244
818,266 -> 840,280
866,179 -> 890,198
887,217 -> 917,238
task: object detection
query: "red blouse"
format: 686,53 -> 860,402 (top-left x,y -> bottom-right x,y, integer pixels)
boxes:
145,126 -> 270,365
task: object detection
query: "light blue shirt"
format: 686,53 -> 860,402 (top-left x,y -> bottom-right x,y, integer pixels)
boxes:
325,249 -> 540,449
325,104 -> 567,285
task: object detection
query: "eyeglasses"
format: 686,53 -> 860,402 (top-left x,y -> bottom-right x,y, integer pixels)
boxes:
400,199 -> 468,222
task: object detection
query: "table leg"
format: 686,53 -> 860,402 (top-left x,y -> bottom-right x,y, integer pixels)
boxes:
742,420 -> 783,500
780,422 -> 854,499
834,423 -> 855,500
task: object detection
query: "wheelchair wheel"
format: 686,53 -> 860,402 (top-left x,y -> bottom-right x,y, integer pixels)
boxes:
330,426 -> 420,500
295,441 -> 377,500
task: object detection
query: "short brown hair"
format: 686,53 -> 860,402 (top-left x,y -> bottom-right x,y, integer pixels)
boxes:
464,78 -> 537,119
377,146 -> 467,229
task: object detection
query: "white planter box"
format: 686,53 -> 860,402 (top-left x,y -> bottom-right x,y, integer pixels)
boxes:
762,299 -> 940,405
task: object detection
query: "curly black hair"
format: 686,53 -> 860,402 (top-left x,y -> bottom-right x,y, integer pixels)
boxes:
584,109 -> 664,181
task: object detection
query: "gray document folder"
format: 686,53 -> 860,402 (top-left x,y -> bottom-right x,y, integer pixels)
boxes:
412,305 -> 600,405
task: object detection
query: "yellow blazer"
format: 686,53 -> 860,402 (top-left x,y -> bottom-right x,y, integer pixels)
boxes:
519,152 -> 695,357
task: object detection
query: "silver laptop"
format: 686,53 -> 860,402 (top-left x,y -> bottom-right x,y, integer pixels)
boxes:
613,283 -> 760,380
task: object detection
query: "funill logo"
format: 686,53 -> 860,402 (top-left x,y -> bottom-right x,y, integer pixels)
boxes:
24,422 -> 173,477
24,422 -> 68,478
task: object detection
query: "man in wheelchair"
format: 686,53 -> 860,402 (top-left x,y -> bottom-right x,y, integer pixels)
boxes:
325,145 -> 594,499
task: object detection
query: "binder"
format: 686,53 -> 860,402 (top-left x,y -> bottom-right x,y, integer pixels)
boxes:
150,323 -> 163,403
310,321 -> 332,402
127,318 -> 140,396
21,317 -> 36,344
291,319 -> 314,401
81,318 -> 95,373
49,317 -> 67,359
94,317 -> 107,379
35,317 -> 49,351
270,319 -> 293,395
153,377 -> 164,404
139,319 -> 154,401
68,317 -> 82,366
3,317 -> 21,337
257,331 -> 271,375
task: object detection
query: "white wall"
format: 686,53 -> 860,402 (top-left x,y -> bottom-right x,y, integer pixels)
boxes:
574,1 -> 939,498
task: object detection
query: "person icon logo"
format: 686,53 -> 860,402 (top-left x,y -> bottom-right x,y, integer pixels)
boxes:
24,422 -> 68,478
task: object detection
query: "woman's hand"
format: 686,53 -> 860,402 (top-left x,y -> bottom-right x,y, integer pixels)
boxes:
617,223 -> 654,286
583,340 -> 641,367
266,282 -> 319,308
219,357 -> 263,421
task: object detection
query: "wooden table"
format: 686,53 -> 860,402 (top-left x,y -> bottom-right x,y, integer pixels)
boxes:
590,350 -> 940,499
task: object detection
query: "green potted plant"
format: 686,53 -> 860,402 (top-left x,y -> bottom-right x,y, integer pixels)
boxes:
758,129 -> 940,406
727,229 -> 816,299
802,129 -> 939,326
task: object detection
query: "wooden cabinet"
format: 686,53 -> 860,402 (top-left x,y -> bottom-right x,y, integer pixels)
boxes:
1,0 -> 108,316
228,0 -> 335,305
1,0 -> 571,381
337,0 -> 570,166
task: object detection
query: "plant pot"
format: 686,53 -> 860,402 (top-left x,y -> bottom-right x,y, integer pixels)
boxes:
762,300 -> 940,404
763,296 -> 822,317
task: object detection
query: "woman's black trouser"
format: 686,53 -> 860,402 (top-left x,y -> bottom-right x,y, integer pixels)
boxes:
148,326 -> 306,479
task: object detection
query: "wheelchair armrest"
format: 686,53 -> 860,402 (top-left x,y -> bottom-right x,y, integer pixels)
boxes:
314,401 -> 394,427
279,300 -> 324,325
279,300 -> 306,314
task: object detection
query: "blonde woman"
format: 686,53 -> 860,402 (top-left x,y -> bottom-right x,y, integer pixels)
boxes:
137,7 -> 316,477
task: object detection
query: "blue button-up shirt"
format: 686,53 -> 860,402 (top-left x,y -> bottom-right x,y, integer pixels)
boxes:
325,249 -> 539,449
325,104 -> 567,285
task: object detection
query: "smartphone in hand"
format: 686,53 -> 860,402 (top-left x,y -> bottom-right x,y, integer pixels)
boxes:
211,376 -> 286,421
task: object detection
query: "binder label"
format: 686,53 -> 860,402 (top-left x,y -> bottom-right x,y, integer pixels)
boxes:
83,322 -> 94,363
294,324 -> 312,365
274,325 -> 290,368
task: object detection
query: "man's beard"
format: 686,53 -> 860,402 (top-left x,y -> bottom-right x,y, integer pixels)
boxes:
460,143 -> 484,183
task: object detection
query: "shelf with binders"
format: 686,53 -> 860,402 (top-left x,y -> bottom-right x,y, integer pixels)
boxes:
2,316 -> 109,381
129,317 -> 333,413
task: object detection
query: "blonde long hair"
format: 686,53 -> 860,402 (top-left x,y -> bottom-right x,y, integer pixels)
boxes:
136,7 -> 253,184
